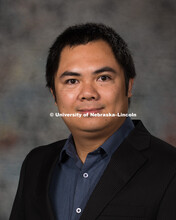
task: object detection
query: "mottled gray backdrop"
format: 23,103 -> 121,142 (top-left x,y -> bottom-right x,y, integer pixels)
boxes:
0,0 -> 176,219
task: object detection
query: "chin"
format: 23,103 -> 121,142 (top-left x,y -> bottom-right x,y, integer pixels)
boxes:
74,117 -> 114,133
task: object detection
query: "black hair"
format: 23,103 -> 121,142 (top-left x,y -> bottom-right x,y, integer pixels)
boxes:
46,23 -> 136,103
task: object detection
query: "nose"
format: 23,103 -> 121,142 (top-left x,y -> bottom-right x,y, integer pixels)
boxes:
78,82 -> 100,101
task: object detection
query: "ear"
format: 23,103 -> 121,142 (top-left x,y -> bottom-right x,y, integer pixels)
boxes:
128,78 -> 134,98
50,89 -> 57,106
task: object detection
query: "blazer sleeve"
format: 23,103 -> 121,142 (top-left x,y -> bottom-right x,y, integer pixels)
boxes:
9,156 -> 28,220
157,172 -> 176,219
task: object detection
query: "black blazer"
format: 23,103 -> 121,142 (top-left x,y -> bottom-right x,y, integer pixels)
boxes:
10,120 -> 176,220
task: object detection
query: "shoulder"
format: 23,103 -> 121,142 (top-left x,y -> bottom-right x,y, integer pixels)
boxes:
132,120 -> 176,168
149,135 -> 176,166
24,139 -> 67,164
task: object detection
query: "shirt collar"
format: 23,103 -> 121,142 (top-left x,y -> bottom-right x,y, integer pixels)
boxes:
59,117 -> 134,163
59,135 -> 78,163
100,117 -> 134,156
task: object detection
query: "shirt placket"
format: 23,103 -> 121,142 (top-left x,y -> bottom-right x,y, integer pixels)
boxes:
71,165 -> 90,220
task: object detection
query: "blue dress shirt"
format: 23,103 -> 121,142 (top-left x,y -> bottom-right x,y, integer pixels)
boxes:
49,118 -> 134,220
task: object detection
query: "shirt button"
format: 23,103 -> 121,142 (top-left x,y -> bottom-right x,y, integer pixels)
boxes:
76,208 -> 81,213
83,173 -> 88,178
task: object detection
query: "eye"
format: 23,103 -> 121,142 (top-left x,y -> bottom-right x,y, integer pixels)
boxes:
98,75 -> 111,82
65,79 -> 79,84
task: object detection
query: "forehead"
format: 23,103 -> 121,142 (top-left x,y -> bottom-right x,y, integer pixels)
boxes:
59,40 -> 118,68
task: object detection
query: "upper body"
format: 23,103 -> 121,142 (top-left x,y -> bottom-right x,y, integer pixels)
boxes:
10,23 -> 176,220
10,120 -> 176,220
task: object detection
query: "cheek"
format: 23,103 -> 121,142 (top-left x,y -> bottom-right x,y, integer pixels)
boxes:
100,83 -> 127,110
56,90 -> 77,111
101,86 -> 122,102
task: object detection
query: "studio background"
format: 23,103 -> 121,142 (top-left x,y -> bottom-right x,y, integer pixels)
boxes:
0,0 -> 176,219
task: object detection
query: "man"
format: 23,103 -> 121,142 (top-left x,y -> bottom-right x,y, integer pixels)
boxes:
10,23 -> 176,220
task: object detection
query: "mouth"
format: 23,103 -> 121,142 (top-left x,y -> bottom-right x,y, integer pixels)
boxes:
77,107 -> 104,114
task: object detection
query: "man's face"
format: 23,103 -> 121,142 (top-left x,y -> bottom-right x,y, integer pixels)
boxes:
53,40 -> 133,134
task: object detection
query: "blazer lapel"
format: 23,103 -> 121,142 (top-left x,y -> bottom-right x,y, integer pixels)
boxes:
80,121 -> 150,220
34,140 -> 66,220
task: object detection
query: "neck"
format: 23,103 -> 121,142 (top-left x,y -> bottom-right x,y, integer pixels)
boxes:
71,119 -> 125,163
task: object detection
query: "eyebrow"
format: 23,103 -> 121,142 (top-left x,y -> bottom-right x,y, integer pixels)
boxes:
94,66 -> 117,74
60,71 -> 81,78
59,66 -> 117,78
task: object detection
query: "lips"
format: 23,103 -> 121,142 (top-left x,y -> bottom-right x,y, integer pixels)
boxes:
78,107 -> 104,114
